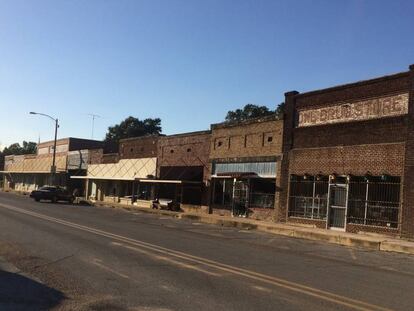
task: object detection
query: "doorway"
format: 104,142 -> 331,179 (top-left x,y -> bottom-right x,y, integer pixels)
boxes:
232,179 -> 249,217
328,183 -> 348,230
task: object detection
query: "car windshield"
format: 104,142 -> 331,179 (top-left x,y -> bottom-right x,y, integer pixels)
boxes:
39,187 -> 56,191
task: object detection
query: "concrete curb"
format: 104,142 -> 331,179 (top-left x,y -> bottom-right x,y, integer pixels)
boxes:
380,240 -> 414,254
339,236 -> 382,251
0,256 -> 19,273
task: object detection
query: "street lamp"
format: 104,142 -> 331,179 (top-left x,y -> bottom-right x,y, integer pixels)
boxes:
30,112 -> 59,185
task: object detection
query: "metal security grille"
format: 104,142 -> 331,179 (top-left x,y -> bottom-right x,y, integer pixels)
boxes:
347,178 -> 400,228
288,176 -> 329,219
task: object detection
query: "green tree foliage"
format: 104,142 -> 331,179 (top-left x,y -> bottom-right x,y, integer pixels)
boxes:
104,116 -> 162,143
0,141 -> 37,170
225,103 -> 284,122
1,141 -> 37,156
275,102 -> 285,119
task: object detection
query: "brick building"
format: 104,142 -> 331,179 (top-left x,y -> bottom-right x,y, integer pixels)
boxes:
74,135 -> 160,207
119,135 -> 160,160
278,65 -> 414,237
76,132 -> 211,211
149,130 -> 211,212
209,115 -> 283,220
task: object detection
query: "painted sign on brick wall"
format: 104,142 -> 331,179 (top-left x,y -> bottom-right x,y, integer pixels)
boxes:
297,92 -> 409,127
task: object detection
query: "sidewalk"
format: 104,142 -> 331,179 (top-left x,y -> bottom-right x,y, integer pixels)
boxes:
93,201 -> 414,256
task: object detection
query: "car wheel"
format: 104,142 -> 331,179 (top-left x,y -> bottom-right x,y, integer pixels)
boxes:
51,196 -> 57,203
34,198 -> 40,202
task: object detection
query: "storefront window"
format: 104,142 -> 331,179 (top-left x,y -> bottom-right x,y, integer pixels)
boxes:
137,183 -> 152,200
347,176 -> 400,228
249,178 -> 275,208
182,184 -> 203,205
212,178 -> 234,208
288,175 -> 328,219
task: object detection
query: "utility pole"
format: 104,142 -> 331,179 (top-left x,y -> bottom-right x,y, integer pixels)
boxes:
87,113 -> 101,139
30,112 -> 59,185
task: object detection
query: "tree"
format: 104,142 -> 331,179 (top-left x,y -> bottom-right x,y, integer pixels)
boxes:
2,141 -> 37,156
22,141 -> 37,154
275,102 -> 285,119
104,116 -> 162,143
0,141 -> 37,170
225,104 -> 276,122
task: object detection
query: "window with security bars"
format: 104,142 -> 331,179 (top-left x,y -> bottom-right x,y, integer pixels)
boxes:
347,176 -> 400,228
288,175 -> 328,219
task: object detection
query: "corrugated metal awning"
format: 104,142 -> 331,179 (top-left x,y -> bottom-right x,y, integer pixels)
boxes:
213,161 -> 277,178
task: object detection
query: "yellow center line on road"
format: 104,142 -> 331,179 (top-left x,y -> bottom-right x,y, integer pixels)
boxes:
110,241 -> 222,277
90,258 -> 131,280
0,203 -> 393,311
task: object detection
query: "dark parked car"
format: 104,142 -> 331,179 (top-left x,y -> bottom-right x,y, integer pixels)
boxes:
30,186 -> 74,203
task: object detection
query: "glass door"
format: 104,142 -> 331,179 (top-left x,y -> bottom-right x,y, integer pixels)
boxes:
328,184 -> 348,230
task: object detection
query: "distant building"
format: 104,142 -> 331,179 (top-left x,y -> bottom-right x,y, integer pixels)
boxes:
1,137 -> 104,193
76,131 -> 212,211
73,135 -> 161,207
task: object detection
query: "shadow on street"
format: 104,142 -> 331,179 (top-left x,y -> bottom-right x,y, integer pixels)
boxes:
0,269 -> 65,310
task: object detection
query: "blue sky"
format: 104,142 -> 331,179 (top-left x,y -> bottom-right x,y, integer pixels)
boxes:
0,0 -> 413,148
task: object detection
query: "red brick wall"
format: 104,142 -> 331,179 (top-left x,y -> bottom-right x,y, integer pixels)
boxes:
102,153 -> 119,164
293,116 -> 407,148
210,116 -> 283,220
276,91 -> 298,222
88,149 -> 103,165
295,72 -> 410,109
278,69 -> 413,236
210,116 -> 283,160
68,138 -> 104,151
289,143 -> 405,176
346,224 -> 398,236
119,136 -> 159,159
287,217 -> 327,229
157,131 -> 211,182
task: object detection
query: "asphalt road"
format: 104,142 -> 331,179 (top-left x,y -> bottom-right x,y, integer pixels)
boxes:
0,192 -> 413,311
